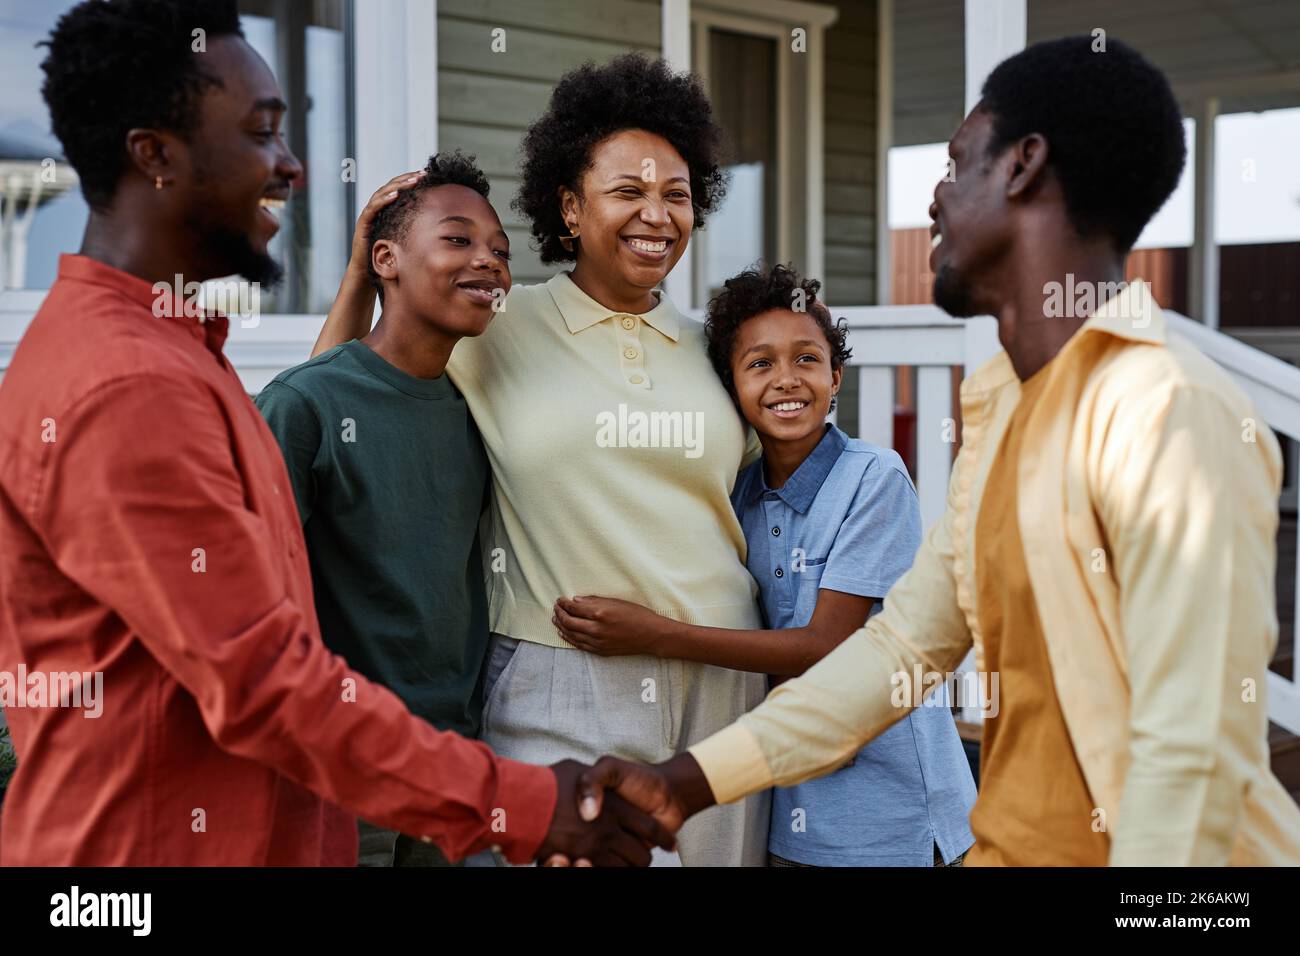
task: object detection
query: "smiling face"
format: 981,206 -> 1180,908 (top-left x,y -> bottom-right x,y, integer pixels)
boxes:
561,128 -> 693,307
175,35 -> 302,284
730,308 -> 842,443
928,107 -> 1015,318
371,184 -> 512,338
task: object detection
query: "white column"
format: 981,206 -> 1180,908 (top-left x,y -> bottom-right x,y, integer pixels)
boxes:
2,173 -> 42,290
805,23 -> 826,287
351,1 -> 438,332
875,0 -> 893,306
1190,97 -> 1220,329
661,0 -> 691,70
403,0 -> 439,170
353,1 -> 438,206
963,0 -> 1026,115
661,0 -> 695,313
1,184 -> 17,289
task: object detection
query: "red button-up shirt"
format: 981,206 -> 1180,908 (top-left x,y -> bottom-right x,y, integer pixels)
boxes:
0,255 -> 556,865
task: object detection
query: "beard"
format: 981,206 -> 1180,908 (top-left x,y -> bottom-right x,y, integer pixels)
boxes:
186,152 -> 285,288
932,262 -> 980,318
203,224 -> 284,288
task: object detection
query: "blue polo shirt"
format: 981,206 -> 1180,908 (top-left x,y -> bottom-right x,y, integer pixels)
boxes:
733,424 -> 976,866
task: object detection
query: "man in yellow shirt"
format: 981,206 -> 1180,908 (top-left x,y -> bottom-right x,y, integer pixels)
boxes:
576,36 -> 1300,865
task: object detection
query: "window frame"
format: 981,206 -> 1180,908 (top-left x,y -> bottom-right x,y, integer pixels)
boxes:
0,0 -> 436,393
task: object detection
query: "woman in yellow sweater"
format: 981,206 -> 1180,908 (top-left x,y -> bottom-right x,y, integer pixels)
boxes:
312,55 -> 769,865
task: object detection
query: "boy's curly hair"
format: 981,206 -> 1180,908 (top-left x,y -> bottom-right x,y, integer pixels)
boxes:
514,54 -> 729,264
705,264 -> 852,410
367,151 -> 492,302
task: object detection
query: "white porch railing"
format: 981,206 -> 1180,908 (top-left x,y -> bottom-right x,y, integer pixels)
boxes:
833,304 -> 1300,737
836,306 -> 1001,528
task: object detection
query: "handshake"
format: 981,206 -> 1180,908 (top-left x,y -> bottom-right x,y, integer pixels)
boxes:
534,753 -> 717,866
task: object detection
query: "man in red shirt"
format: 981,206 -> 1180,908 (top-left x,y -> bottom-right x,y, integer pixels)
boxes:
0,0 -> 672,866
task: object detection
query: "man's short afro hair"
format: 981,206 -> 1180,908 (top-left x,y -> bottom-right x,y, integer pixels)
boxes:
514,54 -> 729,265
40,0 -> 245,211
705,264 -> 852,411
367,151 -> 493,302
980,35 -> 1186,252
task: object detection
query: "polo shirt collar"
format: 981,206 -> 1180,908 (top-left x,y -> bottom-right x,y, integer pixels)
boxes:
546,271 -> 680,341
750,424 -> 847,514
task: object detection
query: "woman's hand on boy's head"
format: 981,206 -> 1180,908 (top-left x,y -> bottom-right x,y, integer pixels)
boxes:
552,595 -> 669,657
347,170 -> 425,274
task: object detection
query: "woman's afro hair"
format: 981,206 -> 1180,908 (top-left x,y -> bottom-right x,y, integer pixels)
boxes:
514,54 -> 729,265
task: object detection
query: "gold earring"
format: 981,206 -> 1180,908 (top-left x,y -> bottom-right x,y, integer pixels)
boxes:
558,221 -> 580,252
155,176 -> 164,190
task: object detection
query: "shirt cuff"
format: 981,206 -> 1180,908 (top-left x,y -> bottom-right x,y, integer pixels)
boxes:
493,758 -> 558,864
687,722 -> 774,806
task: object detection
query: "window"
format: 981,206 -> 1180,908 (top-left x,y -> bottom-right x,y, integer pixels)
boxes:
239,0 -> 354,314
697,28 -> 779,302
0,0 -> 354,314
0,1 -> 87,293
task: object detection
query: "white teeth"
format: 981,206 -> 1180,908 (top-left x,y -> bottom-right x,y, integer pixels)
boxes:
259,198 -> 286,218
931,232 -> 942,249
771,401 -> 807,412
628,238 -> 667,253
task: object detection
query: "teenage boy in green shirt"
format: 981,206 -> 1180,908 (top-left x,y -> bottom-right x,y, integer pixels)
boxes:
257,152 -> 511,866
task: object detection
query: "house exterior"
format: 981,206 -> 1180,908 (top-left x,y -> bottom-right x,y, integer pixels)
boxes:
0,0 -> 1297,771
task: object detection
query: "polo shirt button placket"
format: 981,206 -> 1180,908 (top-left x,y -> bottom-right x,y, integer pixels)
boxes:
617,315 -> 650,389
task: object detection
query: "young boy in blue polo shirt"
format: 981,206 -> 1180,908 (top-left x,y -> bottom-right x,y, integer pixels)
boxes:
553,263 -> 976,866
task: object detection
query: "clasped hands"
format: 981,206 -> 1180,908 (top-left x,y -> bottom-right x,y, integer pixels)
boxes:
534,753 -> 716,866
